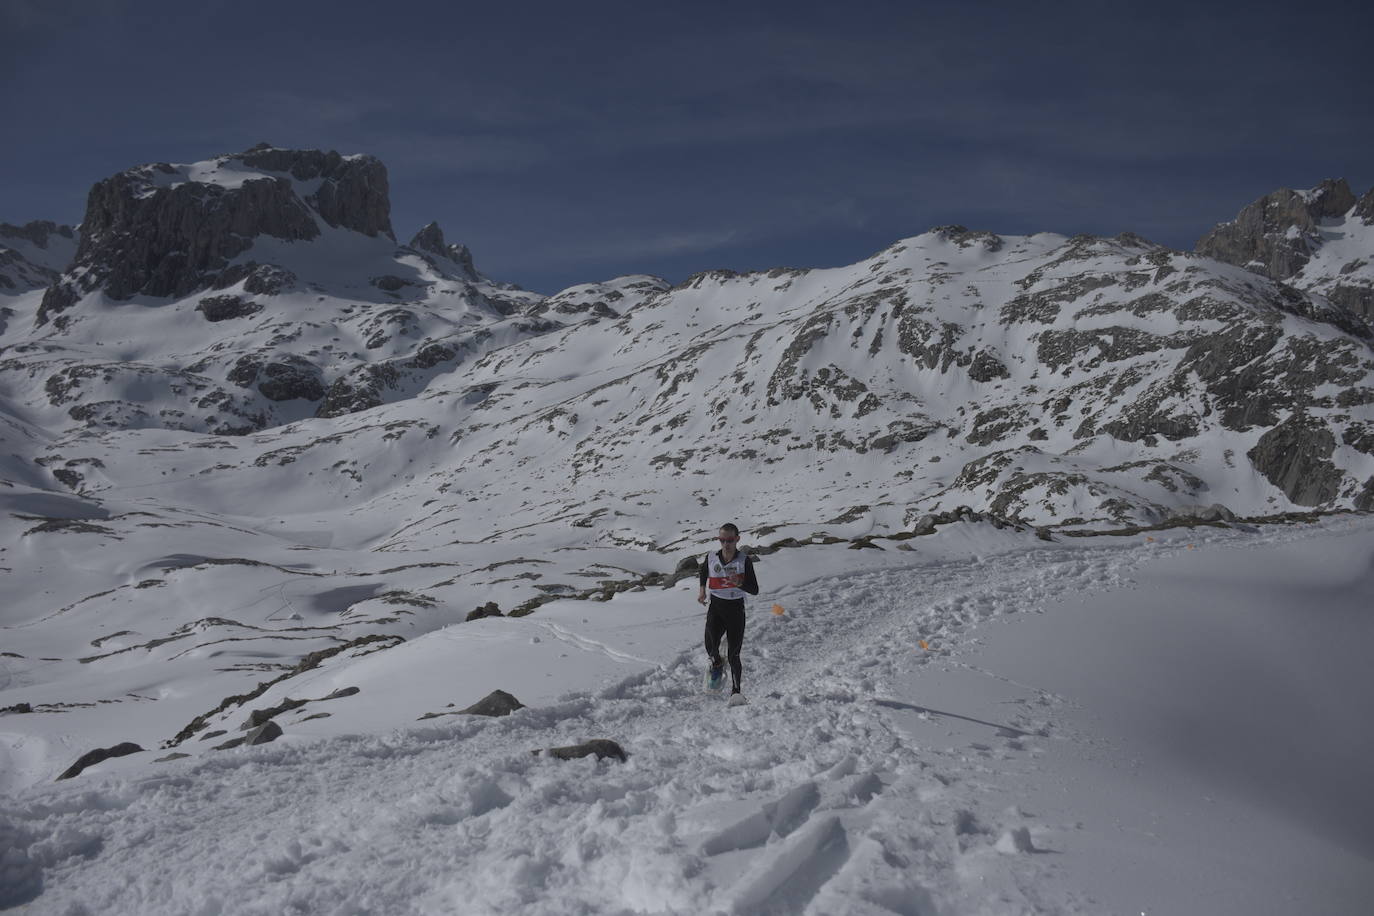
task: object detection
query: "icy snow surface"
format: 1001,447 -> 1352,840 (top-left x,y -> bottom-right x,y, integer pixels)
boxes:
3,516 -> 1372,914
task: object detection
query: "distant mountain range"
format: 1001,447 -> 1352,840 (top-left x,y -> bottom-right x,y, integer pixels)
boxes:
3,145 -> 1371,535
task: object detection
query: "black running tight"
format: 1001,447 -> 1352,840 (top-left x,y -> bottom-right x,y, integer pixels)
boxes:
704,597 -> 745,692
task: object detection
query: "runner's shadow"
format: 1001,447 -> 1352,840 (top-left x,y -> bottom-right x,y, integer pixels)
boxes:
874,698 -> 1030,738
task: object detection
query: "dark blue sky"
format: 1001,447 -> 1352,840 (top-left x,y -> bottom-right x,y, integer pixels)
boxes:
3,0 -> 1371,293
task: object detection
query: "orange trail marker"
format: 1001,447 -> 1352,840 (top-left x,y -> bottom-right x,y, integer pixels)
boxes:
771,604 -> 785,616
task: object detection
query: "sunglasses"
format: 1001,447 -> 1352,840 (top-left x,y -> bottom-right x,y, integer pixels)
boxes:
717,536 -> 739,542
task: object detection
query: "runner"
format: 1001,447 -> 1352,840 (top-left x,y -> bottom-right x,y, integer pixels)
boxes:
697,523 -> 759,698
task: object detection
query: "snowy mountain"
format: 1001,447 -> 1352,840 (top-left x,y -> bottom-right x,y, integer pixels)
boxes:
0,221 -> 78,314
2,149 -> 1373,913
5,145 -> 577,436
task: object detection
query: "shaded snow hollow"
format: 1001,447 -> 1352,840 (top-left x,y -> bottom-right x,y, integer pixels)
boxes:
2,517 -> 1372,914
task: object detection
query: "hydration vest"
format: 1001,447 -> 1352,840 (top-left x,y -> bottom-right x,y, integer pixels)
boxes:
705,550 -> 749,600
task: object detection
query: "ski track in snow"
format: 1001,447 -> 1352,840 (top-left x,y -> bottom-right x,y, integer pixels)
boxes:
0,524 -> 1341,914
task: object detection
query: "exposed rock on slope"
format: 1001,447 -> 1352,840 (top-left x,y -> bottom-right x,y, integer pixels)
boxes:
1197,178 -> 1374,328
37,144 -> 393,326
1196,178 -> 1355,280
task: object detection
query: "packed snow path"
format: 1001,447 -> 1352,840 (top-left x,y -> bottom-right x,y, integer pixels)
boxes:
3,519 -> 1372,914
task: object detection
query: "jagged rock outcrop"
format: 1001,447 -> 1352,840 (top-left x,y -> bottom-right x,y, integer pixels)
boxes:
409,221 -> 479,281
466,601 -> 503,621
1355,187 -> 1374,224
1246,413 -> 1344,506
236,145 -> 393,239
36,144 -> 392,325
1196,180 -> 1374,332
1196,179 -> 1357,280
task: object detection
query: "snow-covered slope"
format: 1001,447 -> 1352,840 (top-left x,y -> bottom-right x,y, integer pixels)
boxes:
3,514 -> 1371,915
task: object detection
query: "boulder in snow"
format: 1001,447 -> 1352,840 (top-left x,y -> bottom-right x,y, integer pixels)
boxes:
56,741 -> 144,780
459,689 -> 524,717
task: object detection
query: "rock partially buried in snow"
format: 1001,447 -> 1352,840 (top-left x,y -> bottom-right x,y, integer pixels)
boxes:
245,720 -> 283,746
459,689 -> 525,717
56,742 -> 144,780
465,601 -> 502,621
241,698 -> 307,729
539,739 -> 627,762
213,720 -> 282,750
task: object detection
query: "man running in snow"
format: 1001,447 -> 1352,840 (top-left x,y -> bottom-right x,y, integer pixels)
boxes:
697,523 -> 759,695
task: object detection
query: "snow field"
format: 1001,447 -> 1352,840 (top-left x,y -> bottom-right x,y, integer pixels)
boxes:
0,523 -> 1163,914
3,516 -> 1371,914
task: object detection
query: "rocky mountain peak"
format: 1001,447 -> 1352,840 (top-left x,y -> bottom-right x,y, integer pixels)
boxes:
0,220 -> 76,250
1,220 -> 79,295
408,221 -> 478,280
1194,178 -> 1360,281
1304,177 -> 1358,218
36,145 -> 394,326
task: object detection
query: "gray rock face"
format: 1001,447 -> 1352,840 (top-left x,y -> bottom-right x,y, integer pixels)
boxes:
244,720 -> 283,746
1195,179 -> 1357,280
1327,284 -> 1374,322
238,145 -> 393,239
409,221 -> 479,280
1246,414 -> 1344,506
1357,187 -> 1374,224
1356,476 -> 1374,510
36,145 -> 392,325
